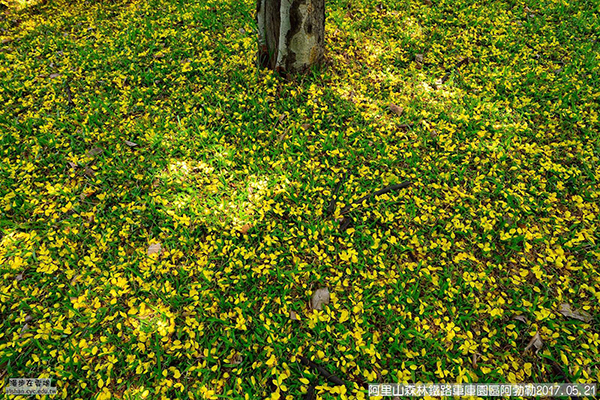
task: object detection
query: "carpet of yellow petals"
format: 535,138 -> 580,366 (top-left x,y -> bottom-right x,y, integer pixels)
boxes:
0,0 -> 598,398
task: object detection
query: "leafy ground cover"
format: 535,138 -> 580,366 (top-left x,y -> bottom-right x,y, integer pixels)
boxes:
0,0 -> 599,398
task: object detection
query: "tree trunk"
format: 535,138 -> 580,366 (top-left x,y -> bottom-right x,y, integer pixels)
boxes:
256,0 -> 325,73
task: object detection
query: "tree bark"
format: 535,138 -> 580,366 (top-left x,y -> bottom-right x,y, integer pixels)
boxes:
257,0 -> 325,73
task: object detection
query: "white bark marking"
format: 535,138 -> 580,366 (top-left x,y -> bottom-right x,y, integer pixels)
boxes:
276,0 -> 292,69
289,3 -> 318,69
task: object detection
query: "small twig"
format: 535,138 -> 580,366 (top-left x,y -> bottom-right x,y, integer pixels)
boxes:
298,355 -> 344,386
326,173 -> 346,216
65,79 -> 75,108
407,250 -> 418,262
304,382 -> 316,400
339,216 -> 353,232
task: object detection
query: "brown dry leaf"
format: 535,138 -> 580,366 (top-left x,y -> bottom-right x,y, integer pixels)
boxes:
457,56 -> 470,67
290,310 -> 299,321
559,303 -> 592,323
71,274 -> 81,284
84,166 -> 95,177
239,224 -> 252,234
301,123 -> 311,130
524,332 -> 543,354
68,161 -> 77,169
124,140 -> 138,147
80,190 -> 95,201
49,73 -> 61,79
19,323 -> 29,338
514,315 -> 529,323
15,272 -> 23,281
147,243 -> 162,256
415,53 -> 424,69
86,147 -> 103,157
311,288 -> 330,311
389,103 -> 404,117
277,128 -> 289,142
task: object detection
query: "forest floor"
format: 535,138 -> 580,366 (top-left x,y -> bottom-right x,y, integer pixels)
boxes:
0,0 -> 599,398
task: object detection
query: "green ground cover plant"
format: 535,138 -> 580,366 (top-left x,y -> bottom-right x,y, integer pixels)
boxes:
0,0 -> 598,398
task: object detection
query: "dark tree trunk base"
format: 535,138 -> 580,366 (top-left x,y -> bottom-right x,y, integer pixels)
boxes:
257,0 -> 325,73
